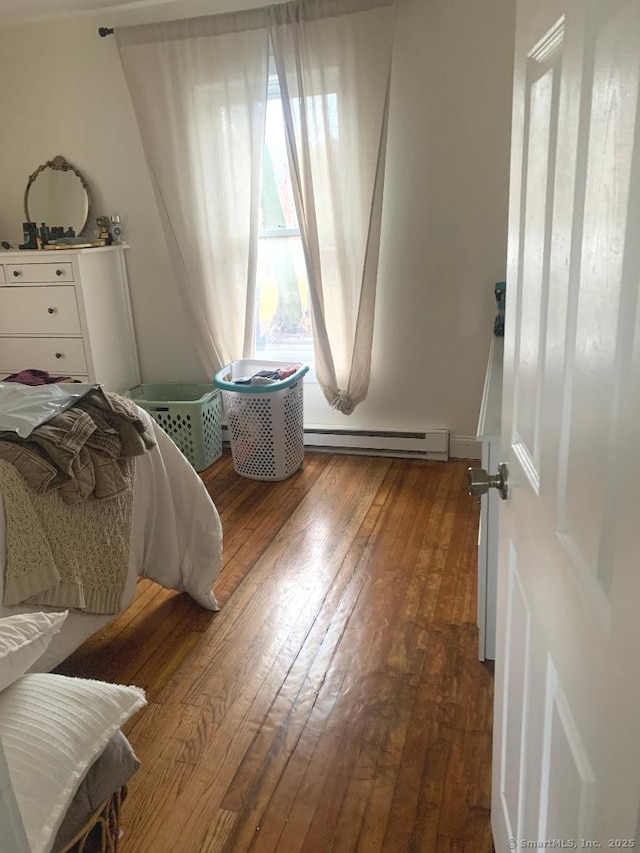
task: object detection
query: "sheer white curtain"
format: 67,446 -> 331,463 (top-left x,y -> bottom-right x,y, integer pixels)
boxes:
116,0 -> 395,411
269,0 -> 396,413
116,14 -> 270,375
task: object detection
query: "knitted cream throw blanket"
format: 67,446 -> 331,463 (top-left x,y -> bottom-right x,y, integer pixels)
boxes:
0,458 -> 134,614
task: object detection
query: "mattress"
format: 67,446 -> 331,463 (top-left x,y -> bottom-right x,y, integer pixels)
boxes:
0,409 -> 223,671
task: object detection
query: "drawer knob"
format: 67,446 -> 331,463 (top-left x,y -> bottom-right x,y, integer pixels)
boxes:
12,270 -> 21,277
55,352 -> 63,359
56,269 -> 64,276
47,307 -> 56,314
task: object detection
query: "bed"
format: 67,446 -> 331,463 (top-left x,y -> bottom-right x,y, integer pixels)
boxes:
0,392 -> 223,671
0,386 -> 223,852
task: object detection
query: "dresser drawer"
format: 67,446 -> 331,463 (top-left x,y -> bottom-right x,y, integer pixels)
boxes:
0,286 -> 82,335
5,262 -> 73,283
0,337 -> 88,374
0,267 -> 5,285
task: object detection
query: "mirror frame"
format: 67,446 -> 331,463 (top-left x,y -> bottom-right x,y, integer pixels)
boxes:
24,155 -> 92,237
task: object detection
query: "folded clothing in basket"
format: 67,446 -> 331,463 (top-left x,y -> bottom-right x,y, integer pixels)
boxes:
233,364 -> 301,386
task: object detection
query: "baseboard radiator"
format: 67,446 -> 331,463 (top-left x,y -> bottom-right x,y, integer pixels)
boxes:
221,424 -> 449,460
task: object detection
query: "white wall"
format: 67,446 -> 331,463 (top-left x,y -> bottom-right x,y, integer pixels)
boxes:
0,0 -> 515,443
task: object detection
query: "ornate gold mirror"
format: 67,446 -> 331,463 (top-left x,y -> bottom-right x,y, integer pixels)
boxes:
24,155 -> 91,237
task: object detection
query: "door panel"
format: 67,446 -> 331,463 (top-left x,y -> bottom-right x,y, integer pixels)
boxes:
513,34 -> 563,492
540,661 -> 595,841
559,1 -> 639,591
493,0 -> 640,848
514,68 -> 551,475
498,547 -> 531,843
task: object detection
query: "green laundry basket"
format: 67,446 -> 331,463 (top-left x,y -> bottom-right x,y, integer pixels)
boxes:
126,383 -> 222,472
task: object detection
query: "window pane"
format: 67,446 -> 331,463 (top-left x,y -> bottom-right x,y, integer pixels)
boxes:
260,98 -> 298,231
255,235 -> 313,363
255,77 -> 314,366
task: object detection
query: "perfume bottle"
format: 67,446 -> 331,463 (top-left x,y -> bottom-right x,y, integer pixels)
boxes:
110,214 -> 124,244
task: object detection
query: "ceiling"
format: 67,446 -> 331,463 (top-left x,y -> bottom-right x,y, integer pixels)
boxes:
0,0 -> 178,26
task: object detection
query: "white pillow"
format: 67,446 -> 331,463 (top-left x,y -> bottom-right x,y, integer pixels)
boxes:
0,611 -> 68,692
0,672 -> 146,853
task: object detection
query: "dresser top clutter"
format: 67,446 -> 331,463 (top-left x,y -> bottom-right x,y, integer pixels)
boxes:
0,244 -> 140,394
0,245 -> 125,265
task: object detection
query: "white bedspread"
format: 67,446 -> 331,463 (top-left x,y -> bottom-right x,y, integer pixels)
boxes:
0,410 -> 222,671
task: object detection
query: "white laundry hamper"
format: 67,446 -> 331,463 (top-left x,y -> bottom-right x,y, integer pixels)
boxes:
214,360 -> 309,481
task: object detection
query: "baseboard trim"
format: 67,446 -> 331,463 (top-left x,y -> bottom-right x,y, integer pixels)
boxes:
449,435 -> 481,460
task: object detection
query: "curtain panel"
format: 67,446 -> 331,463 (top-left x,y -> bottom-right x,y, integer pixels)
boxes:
116,19 -> 269,375
116,0 -> 395,412
268,1 -> 394,412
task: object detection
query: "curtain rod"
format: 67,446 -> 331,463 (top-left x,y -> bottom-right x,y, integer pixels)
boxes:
99,0 -> 392,42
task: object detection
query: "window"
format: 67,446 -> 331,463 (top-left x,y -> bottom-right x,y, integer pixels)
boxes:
254,74 -> 314,366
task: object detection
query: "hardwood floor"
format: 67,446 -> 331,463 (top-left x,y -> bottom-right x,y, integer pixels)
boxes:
58,452 -> 493,852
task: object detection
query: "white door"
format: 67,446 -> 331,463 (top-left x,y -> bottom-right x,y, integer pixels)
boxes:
492,0 -> 640,849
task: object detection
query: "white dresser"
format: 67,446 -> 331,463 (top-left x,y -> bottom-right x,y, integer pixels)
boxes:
0,245 -> 140,392
476,334 -> 503,661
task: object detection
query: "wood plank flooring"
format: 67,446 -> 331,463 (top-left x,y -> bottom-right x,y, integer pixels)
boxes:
57,452 -> 493,853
